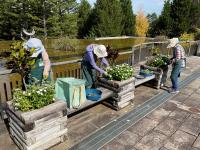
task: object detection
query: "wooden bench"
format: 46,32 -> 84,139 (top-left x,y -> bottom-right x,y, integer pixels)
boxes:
134,75 -> 156,86
67,87 -> 114,115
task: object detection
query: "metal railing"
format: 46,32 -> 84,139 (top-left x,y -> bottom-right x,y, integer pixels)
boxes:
0,41 -> 198,104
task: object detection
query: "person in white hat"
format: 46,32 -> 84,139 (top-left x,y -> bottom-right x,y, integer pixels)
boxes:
167,38 -> 186,94
82,44 -> 109,89
22,29 -> 51,83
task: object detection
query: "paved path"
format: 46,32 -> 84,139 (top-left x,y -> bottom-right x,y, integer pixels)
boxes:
101,77 -> 200,150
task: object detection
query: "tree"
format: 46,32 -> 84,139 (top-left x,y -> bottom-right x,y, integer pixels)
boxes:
147,13 -> 157,24
147,13 -> 159,37
158,0 -> 172,36
120,0 -> 135,36
77,0 -> 92,38
170,0 -> 192,37
135,9 -> 149,36
90,0 -> 123,37
48,0 -> 78,37
189,0 -> 200,32
0,0 -> 79,39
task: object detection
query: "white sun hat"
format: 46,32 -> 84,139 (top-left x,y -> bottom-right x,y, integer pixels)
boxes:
93,44 -> 108,58
167,38 -> 179,48
24,38 -> 45,57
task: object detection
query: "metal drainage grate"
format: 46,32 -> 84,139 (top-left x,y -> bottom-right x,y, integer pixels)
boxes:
70,69 -> 200,150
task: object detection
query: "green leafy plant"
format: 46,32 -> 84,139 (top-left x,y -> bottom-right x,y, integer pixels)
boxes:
13,80 -> 55,112
150,47 -> 161,56
105,63 -> 134,81
146,55 -> 170,68
7,41 -> 36,90
140,69 -> 153,74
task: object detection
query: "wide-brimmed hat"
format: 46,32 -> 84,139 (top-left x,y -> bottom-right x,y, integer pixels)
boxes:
93,45 -> 108,58
167,38 -> 179,48
24,38 -> 45,57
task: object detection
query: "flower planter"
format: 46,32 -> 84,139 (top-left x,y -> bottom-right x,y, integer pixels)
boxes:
97,77 -> 135,110
6,100 -> 68,150
139,71 -> 154,78
140,65 -> 163,89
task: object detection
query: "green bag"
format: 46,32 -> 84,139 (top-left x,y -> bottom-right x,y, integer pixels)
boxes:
55,78 -> 86,109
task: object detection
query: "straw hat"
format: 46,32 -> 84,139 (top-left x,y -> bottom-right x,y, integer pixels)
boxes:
24,38 -> 45,57
93,45 -> 108,58
167,38 -> 179,48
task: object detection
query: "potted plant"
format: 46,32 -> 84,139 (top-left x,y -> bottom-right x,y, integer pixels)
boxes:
139,69 -> 154,77
5,42 -> 68,149
97,64 -> 135,110
7,41 -> 36,90
143,54 -> 170,89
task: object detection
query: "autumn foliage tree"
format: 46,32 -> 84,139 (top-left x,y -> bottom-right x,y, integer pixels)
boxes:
135,10 -> 149,36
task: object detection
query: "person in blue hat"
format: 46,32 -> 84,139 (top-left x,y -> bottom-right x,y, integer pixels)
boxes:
22,29 -> 51,83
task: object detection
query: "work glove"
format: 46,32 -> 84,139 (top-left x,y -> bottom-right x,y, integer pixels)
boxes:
43,73 -> 48,80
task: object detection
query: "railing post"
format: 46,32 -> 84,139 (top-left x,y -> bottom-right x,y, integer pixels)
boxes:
138,44 -> 142,62
188,41 -> 191,56
131,46 -> 135,66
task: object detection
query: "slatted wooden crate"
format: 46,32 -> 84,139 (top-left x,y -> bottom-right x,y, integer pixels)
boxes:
97,77 -> 135,110
6,100 -> 68,150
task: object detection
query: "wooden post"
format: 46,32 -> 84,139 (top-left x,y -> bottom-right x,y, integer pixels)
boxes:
188,41 -> 191,56
138,44 -> 142,62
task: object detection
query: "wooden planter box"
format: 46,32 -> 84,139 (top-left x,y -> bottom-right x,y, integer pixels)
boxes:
6,100 -> 68,150
97,77 -> 135,110
140,65 -> 163,89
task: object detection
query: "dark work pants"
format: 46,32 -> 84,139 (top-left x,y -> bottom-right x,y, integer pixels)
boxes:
170,60 -> 182,91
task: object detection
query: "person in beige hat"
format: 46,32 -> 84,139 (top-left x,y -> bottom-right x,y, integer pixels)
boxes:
81,44 -> 109,89
167,38 -> 185,94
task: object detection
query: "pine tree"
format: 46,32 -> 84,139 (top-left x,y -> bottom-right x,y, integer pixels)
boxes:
189,0 -> 200,32
91,0 -> 123,37
147,13 -> 158,37
170,0 -> 192,37
77,0 -> 92,38
159,0 -> 172,36
120,0 -> 135,36
147,13 -> 157,24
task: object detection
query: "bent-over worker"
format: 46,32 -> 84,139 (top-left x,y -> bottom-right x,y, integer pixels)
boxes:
81,44 -> 109,89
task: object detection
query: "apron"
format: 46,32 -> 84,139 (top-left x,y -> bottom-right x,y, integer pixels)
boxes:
27,54 -> 50,84
81,60 -> 96,89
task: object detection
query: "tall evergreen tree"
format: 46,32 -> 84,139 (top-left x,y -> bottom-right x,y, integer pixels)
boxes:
189,0 -> 200,32
91,0 -> 123,37
147,13 -> 157,24
77,0 -> 92,38
170,0 -> 192,37
120,0 -> 135,36
159,0 -> 172,36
